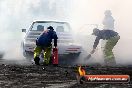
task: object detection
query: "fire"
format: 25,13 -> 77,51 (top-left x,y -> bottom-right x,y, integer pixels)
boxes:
78,66 -> 86,76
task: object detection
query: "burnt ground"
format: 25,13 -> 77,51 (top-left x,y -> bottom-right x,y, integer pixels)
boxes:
0,59 -> 132,88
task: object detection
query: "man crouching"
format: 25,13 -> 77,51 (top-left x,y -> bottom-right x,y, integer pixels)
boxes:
34,26 -> 58,65
91,28 -> 120,66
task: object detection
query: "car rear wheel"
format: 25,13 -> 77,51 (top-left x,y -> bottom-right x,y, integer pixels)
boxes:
23,51 -> 33,60
0,54 -> 4,58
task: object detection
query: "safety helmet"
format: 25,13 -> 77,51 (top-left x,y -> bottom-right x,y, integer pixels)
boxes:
92,28 -> 100,35
104,10 -> 112,16
47,26 -> 54,30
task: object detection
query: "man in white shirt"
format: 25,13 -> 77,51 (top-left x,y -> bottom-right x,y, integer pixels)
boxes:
102,10 -> 115,30
101,10 -> 115,63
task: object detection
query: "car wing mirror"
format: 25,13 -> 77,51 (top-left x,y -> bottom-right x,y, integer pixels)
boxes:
22,29 -> 26,33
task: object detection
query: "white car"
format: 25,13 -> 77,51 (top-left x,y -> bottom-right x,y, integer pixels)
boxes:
21,21 -> 82,61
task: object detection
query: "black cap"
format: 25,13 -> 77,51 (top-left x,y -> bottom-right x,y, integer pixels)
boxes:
92,28 -> 100,35
47,26 -> 54,30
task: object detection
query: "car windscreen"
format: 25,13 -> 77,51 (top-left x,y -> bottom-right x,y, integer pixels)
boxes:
30,22 -> 71,32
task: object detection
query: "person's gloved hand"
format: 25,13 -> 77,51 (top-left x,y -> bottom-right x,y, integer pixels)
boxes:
90,48 -> 96,54
36,39 -> 38,46
85,48 -> 96,60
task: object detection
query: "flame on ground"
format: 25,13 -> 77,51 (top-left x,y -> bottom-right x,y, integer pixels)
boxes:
78,66 -> 86,76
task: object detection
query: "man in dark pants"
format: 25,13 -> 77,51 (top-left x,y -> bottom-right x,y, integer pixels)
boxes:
34,26 -> 58,65
91,28 -> 120,66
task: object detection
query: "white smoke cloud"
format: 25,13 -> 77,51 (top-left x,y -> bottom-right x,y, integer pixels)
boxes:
70,0 -> 132,65
0,0 -> 72,60
0,0 -> 132,65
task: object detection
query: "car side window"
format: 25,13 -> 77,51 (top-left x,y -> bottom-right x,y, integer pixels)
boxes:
56,26 -> 64,32
37,25 -> 44,31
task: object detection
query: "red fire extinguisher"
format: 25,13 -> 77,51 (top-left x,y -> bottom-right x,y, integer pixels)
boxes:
52,48 -> 58,65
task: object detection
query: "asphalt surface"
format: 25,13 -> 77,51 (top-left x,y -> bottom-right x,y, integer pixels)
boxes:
0,59 -> 132,88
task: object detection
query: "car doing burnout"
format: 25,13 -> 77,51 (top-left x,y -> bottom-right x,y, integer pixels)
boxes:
21,21 -> 82,61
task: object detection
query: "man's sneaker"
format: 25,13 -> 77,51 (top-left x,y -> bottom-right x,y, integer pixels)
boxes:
34,57 -> 40,65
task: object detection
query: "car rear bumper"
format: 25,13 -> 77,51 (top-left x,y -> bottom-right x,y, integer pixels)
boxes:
23,44 -> 82,55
